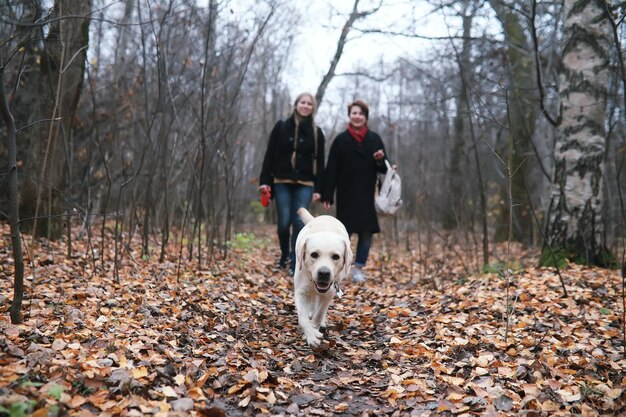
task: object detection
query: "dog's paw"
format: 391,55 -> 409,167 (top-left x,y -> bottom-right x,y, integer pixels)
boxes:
304,327 -> 324,347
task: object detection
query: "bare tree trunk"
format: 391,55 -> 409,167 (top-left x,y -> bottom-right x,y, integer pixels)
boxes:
544,0 -> 613,267
0,49 -> 25,324
604,0 -> 626,253
14,0 -> 92,239
158,127 -> 170,263
456,51 -> 490,268
488,0 -> 540,244
195,0 -> 218,268
141,1 -> 175,259
445,0 -> 478,230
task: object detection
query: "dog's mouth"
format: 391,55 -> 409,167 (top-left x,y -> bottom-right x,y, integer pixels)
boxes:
314,268 -> 333,293
315,280 -> 332,293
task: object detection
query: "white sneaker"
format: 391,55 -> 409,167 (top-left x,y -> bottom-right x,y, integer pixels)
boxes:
351,266 -> 366,283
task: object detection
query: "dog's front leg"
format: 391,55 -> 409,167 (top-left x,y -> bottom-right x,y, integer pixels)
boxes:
295,289 -> 323,347
310,295 -> 333,330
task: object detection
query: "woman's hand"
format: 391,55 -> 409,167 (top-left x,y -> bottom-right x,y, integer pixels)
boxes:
312,193 -> 321,202
259,185 -> 271,207
323,201 -> 332,210
373,149 -> 385,160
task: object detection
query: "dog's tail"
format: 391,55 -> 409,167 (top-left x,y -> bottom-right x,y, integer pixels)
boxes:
297,207 -> 314,225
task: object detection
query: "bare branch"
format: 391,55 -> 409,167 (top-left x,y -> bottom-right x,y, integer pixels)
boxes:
530,0 -> 558,126
315,0 -> 383,108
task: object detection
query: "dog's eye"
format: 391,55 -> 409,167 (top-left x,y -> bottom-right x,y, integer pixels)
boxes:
311,252 -> 319,259
332,254 -> 340,261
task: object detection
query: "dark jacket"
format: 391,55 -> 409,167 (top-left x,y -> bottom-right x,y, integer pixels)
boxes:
322,129 -> 388,234
259,115 -> 325,193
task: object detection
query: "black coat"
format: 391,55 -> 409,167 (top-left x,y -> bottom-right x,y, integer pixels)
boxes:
259,115 -> 325,193
322,129 -> 388,234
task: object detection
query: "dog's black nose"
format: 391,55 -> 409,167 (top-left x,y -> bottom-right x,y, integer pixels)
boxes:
317,268 -> 331,282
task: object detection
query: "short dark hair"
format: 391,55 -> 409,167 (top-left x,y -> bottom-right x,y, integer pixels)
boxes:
347,100 -> 369,120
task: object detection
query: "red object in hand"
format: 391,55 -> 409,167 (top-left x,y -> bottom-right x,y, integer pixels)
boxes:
260,187 -> 271,207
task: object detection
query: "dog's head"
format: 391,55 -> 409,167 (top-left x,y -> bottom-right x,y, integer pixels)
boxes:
298,231 -> 353,293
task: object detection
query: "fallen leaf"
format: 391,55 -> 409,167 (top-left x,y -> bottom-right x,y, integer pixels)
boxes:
161,386 -> 178,398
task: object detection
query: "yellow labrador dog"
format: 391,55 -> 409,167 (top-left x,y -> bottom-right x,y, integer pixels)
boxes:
294,208 -> 353,347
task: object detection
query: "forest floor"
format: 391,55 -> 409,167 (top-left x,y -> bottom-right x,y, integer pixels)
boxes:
0,222 -> 624,417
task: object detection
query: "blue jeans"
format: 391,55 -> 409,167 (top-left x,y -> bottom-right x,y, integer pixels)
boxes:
351,231 -> 373,267
273,183 -> 314,267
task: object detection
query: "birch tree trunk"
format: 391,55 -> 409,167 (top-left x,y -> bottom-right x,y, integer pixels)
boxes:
544,0 -> 613,267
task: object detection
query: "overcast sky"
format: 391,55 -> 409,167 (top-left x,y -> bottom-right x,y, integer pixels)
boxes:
287,0 -> 453,96
224,0 -> 488,126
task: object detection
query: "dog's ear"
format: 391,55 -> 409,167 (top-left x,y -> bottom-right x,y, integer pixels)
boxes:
342,239 -> 353,276
298,239 -> 307,271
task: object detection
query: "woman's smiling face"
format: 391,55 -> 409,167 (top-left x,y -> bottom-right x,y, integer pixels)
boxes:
295,95 -> 314,118
349,105 -> 367,129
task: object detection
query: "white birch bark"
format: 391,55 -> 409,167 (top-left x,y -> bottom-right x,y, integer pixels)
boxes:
546,0 -> 611,263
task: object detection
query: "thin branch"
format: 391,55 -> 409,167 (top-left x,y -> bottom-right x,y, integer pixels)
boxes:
530,0 -> 558,127
354,27 -> 502,44
336,71 -> 395,82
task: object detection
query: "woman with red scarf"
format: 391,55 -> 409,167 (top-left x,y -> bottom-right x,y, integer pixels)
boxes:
322,100 -> 389,282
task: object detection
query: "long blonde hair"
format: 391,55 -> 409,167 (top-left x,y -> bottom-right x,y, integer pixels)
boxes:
291,92 -> 320,176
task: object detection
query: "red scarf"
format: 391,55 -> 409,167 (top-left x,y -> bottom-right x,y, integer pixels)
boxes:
348,124 -> 368,143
